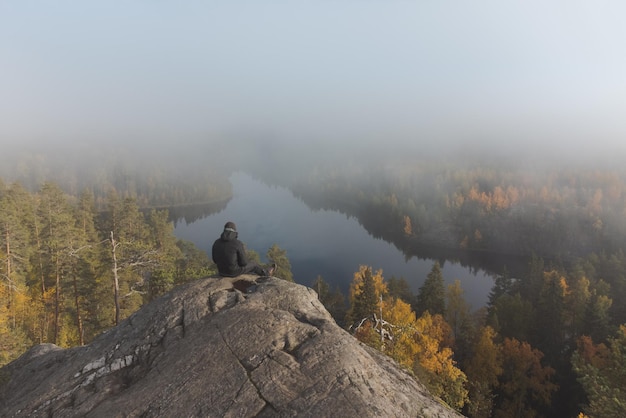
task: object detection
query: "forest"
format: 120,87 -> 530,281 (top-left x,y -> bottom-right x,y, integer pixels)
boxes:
0,140 -> 233,209
248,142 -> 626,418
312,251 -> 626,418
2,142 -> 626,417
0,181 -> 219,361
0,177 -> 293,363
287,155 -> 626,264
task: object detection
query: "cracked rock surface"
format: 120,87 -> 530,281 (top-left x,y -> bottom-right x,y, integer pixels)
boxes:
0,276 -> 462,418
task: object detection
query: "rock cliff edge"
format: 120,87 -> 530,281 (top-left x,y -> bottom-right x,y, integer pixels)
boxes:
0,276 -> 462,417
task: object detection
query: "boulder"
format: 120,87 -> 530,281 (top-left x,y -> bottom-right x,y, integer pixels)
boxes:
0,276 -> 463,417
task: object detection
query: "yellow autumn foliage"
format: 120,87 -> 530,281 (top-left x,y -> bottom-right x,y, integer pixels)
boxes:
465,326 -> 503,418
381,297 -> 419,368
413,312 -> 468,410
349,265 -> 387,303
348,266 -> 468,410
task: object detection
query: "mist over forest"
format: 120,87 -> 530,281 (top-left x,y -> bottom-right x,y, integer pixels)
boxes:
3,131 -> 625,190
3,2 -> 626,417
5,135 -> 626,417
4,133 -> 626,265
2,1 -> 626,183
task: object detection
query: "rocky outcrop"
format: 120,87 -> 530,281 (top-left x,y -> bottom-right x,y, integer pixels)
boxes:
0,276 -> 463,417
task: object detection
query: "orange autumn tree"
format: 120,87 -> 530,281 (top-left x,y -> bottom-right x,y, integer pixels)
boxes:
495,338 -> 557,418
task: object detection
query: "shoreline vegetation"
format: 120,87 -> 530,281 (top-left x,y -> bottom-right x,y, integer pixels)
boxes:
3,144 -> 626,416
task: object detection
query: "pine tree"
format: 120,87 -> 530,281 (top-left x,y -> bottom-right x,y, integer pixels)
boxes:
445,280 -> 475,366
312,275 -> 330,300
266,244 -> 293,282
311,275 -> 346,324
354,268 -> 377,323
69,190 -> 102,345
582,287 -> 613,344
37,183 -> 79,346
535,270 -> 567,363
565,276 -> 591,339
146,209 -> 183,299
105,196 -> 158,325
0,182 -> 34,363
416,261 -> 446,316
519,253 -> 545,302
387,275 -> 414,306
488,292 -> 534,342
347,266 -> 382,326
174,239 -> 215,281
0,183 -> 32,331
487,267 -> 514,313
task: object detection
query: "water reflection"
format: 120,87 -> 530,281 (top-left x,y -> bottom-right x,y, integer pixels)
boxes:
167,199 -> 230,226
173,172 -> 495,308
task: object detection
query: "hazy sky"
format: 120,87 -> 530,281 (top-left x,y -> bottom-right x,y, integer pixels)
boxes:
1,1 -> 625,156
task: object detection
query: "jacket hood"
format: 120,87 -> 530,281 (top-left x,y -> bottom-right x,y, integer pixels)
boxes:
220,229 -> 238,241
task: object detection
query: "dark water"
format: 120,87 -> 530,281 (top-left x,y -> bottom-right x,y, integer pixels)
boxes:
174,172 -> 494,309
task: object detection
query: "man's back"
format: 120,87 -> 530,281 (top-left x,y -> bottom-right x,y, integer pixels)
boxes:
212,227 -> 245,277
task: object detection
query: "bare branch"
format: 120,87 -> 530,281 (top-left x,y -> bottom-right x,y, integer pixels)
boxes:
123,289 -> 147,298
68,244 -> 94,258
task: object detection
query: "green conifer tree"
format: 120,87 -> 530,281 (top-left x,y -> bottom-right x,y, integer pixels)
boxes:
416,262 -> 446,316
387,275 -> 414,306
266,244 -> 293,281
350,267 -> 378,325
311,275 -> 346,324
572,326 -> 626,418
37,182 -> 79,345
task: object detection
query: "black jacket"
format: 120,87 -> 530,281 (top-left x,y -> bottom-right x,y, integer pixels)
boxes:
212,229 -> 247,277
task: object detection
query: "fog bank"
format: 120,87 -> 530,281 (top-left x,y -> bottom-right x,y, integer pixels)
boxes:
1,1 -> 625,170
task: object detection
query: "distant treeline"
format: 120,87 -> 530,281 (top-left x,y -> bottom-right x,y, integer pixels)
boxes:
0,141 -> 233,209
285,158 -> 626,264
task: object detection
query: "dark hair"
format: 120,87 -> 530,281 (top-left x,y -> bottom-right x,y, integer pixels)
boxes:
224,221 -> 237,231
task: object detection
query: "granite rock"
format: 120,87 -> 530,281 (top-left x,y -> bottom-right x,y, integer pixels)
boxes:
0,276 -> 463,418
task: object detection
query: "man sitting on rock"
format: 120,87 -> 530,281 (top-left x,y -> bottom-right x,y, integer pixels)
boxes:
212,221 -> 276,277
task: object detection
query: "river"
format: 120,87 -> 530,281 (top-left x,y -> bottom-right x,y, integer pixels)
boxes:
173,172 -> 494,309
